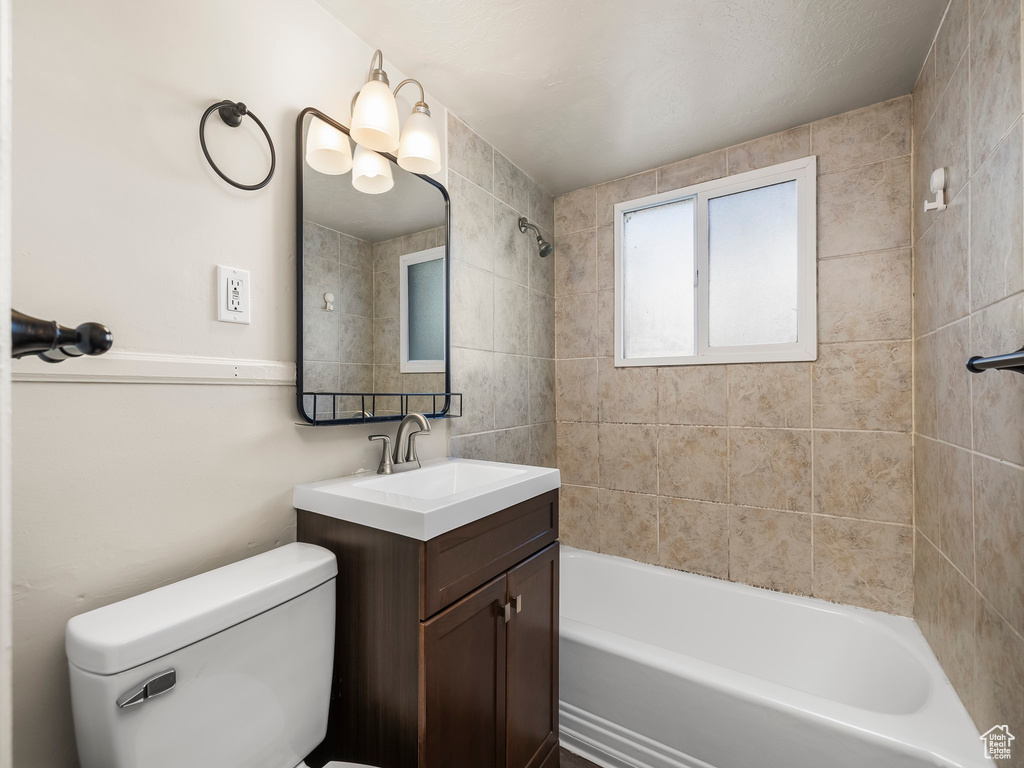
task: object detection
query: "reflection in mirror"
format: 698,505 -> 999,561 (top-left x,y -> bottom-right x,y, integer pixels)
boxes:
298,110 -> 449,424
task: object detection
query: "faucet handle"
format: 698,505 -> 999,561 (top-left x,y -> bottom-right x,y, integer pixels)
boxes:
368,434 -> 394,475
406,427 -> 430,466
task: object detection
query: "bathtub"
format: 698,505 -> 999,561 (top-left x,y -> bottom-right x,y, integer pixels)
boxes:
559,548 -> 984,768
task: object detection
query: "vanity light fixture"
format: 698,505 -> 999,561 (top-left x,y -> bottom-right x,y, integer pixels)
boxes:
305,115 -> 353,175
350,49 -> 441,175
352,144 -> 394,194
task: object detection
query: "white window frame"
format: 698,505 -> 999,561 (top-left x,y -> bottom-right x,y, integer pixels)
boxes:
614,155 -> 817,368
399,246 -> 446,373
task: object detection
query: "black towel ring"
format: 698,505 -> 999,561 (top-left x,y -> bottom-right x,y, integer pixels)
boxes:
199,100 -> 276,191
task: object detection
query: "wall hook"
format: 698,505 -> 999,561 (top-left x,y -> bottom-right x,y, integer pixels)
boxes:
923,167 -> 948,213
199,99 -> 276,191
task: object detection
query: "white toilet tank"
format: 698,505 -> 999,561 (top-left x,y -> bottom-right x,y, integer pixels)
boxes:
66,543 -> 337,768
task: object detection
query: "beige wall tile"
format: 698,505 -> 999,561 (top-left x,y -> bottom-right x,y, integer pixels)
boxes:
555,293 -> 598,359
914,46 -> 937,139
811,96 -> 911,174
529,357 -> 555,424
914,533 -> 943,652
659,426 -> 729,502
727,363 -> 810,428
530,239 -> 555,296
447,113 -> 492,192
729,507 -> 812,595
598,489 -> 658,562
915,320 -> 972,447
555,229 -> 597,297
373,268 -> 399,318
657,149 -> 728,193
494,278 -> 529,355
814,431 -> 913,524
812,341 -> 912,431
969,0 -> 1022,172
339,314 -> 373,365
934,554 -> 977,717
729,428 -> 812,512
597,291 -> 614,358
449,432 -> 497,462
598,357 -> 657,423
657,366 -> 728,425
450,346 -> 493,436
555,186 -> 596,235
560,485 -> 599,550
494,200 -> 531,286
494,353 -> 529,429
818,157 -> 911,259
973,598 -> 1024,740
819,250 -> 912,342
557,421 -> 599,487
971,295 -> 1024,464
530,421 -> 557,467
494,150 -> 530,215
449,172 -> 495,271
915,56 -> 970,244
529,181 -> 556,235
594,171 -> 657,227
974,454 -> 1024,636
597,225 -> 615,292
555,358 -> 598,423
599,423 -> 658,494
372,316 -> 399,365
451,260 -> 493,351
935,0 -> 969,88
727,126 -> 810,175
915,436 -> 974,577
915,189 -> 969,335
659,497 -> 729,578
812,517 -> 913,615
529,290 -> 555,358
495,425 -> 532,465
971,121 -> 1024,311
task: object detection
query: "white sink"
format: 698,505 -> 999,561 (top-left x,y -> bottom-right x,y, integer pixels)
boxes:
293,458 -> 561,540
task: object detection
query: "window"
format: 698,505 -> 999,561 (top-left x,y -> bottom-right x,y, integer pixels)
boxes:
400,246 -> 446,373
614,156 -> 817,367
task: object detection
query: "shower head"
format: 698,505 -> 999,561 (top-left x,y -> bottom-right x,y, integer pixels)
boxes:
519,216 -> 553,258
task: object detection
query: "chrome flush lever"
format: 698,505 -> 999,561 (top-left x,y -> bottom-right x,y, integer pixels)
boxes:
116,669 -> 176,709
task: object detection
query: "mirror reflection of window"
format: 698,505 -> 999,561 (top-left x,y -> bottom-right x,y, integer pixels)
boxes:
401,248 -> 446,373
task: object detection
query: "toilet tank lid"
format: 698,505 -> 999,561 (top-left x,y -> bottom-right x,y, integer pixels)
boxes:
66,543 -> 337,675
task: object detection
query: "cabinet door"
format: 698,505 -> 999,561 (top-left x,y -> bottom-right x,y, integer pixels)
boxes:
421,574 -> 508,768
506,543 -> 559,768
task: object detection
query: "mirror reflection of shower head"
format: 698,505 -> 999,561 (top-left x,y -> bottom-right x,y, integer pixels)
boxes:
519,216 -> 553,258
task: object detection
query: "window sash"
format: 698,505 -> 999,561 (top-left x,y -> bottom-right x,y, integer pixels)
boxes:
613,156 -> 817,368
399,246 -> 447,374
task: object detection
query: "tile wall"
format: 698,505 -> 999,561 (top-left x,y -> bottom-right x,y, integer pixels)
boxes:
913,0 -> 1024,743
446,113 -> 558,465
554,96 -> 916,615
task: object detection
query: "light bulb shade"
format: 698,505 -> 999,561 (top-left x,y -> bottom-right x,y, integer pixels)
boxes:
397,109 -> 441,175
305,116 -> 352,175
350,79 -> 400,153
352,145 -> 394,194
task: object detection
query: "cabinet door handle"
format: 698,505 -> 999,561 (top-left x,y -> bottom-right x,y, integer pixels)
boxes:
514,594 -> 523,614
502,601 -> 512,623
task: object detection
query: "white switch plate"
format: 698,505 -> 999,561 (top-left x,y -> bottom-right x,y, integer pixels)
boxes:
217,265 -> 250,324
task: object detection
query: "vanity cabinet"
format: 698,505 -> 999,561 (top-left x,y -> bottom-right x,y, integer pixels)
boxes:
297,489 -> 559,768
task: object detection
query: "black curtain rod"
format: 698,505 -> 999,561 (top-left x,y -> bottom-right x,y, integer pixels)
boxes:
11,310 -> 112,363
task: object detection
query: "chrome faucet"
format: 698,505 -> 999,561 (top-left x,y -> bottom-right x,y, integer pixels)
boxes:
368,413 -> 431,474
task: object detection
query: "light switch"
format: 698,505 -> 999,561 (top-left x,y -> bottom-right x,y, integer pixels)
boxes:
217,265 -> 250,324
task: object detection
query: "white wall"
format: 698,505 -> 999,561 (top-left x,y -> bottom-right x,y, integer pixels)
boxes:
0,0 -> 12,764
11,1 -> 450,764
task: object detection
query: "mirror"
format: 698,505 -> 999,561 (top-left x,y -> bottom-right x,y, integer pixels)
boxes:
297,108 -> 451,425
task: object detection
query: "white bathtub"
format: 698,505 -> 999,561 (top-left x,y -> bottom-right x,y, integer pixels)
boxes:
559,548 -> 984,768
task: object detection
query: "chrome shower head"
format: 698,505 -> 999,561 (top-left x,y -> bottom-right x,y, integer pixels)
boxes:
519,216 -> 553,258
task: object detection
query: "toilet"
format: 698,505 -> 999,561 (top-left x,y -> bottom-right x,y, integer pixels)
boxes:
65,543 -> 362,768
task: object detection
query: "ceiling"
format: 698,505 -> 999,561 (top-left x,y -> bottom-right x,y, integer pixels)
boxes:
315,0 -> 946,195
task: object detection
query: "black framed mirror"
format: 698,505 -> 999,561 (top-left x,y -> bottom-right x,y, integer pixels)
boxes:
296,108 -> 457,425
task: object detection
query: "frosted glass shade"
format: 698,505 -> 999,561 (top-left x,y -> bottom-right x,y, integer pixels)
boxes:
352,145 -> 394,194
305,116 -> 352,175
397,110 -> 441,175
350,79 -> 400,153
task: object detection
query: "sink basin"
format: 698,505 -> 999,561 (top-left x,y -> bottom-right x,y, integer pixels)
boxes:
293,458 -> 561,540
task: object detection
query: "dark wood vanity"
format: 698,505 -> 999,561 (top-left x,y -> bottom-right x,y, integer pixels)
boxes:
297,489 -> 560,768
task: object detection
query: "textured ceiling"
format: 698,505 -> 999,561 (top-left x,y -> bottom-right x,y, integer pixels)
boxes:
315,0 -> 946,195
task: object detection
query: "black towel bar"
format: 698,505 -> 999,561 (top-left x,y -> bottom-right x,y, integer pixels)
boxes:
966,346 -> 1024,375
11,310 -> 113,362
